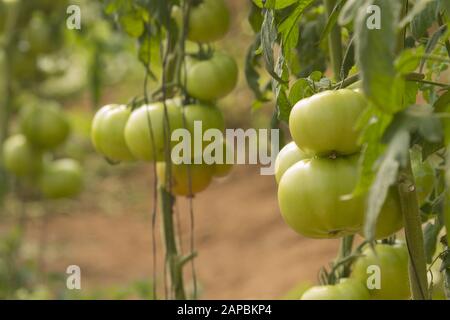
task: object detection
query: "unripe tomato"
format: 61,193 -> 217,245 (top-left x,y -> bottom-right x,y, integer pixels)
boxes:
278,155 -> 403,239
186,0 -> 230,43
20,103 -> 70,150
301,278 -> 370,300
278,155 -> 365,238
2,134 -> 43,177
289,89 -> 367,156
91,104 -> 135,162
212,141 -> 233,178
369,188 -> 403,240
350,243 -> 410,300
157,161 -> 214,197
411,154 -> 434,205
183,103 -> 225,133
186,52 -> 238,101
124,101 -> 184,162
172,103 -> 225,160
39,159 -> 83,199
274,141 -> 309,183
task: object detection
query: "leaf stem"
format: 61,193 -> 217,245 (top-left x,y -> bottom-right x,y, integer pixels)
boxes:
324,0 -> 342,81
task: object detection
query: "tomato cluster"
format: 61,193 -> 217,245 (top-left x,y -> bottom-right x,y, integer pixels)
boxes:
301,242 -> 410,300
2,103 -> 83,199
277,88 -> 438,299
92,100 -> 233,197
276,89 -> 403,239
92,0 -> 236,197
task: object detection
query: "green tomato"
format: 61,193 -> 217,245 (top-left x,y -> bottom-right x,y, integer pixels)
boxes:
39,159 -> 83,199
176,103 -> 225,160
274,141 -> 309,183
278,155 -> 403,239
301,278 -> 370,300
289,89 -> 367,156
124,101 -> 184,162
20,102 -> 70,150
186,52 -> 238,101
91,104 -> 135,162
185,0 -> 230,43
350,243 -> 410,300
2,134 -> 43,177
278,155 -> 365,238
252,0 -> 298,9
157,161 -> 214,197
368,188 -> 404,240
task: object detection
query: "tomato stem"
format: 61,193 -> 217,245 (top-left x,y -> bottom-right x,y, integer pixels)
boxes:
159,186 -> 186,300
0,0 -> 21,200
398,159 -> 429,300
323,0 -> 342,81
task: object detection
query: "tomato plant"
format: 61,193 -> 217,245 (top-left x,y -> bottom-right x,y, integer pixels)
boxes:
248,0 -> 450,300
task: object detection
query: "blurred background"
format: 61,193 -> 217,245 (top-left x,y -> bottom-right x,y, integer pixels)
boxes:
0,0 -> 340,299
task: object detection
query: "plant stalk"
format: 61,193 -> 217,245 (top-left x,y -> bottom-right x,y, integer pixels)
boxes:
336,235 -> 354,278
324,0 -> 342,81
0,0 -> 20,203
159,186 -> 186,300
397,159 -> 429,300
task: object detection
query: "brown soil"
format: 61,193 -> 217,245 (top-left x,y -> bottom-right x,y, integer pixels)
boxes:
25,164 -> 338,300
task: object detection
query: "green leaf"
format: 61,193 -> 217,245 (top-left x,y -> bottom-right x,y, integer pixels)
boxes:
104,0 -> 126,14
384,105 -> 443,144
261,9 -> 286,83
340,37 -> 355,80
420,25 -> 448,72
338,0 -> 371,25
288,78 -> 313,104
320,0 -> 344,43
440,0 -> 450,14
274,54 -> 292,122
410,0 -> 440,40
119,11 -> 145,38
423,219 -> 443,263
249,2 -> 264,33
245,35 -> 270,102
395,47 -> 426,74
400,0 -> 436,28
434,89 -> 450,113
278,0 -> 314,66
354,105 -> 392,197
253,0 -> 299,9
364,130 -> 410,241
355,0 -> 402,113
138,30 -> 161,69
